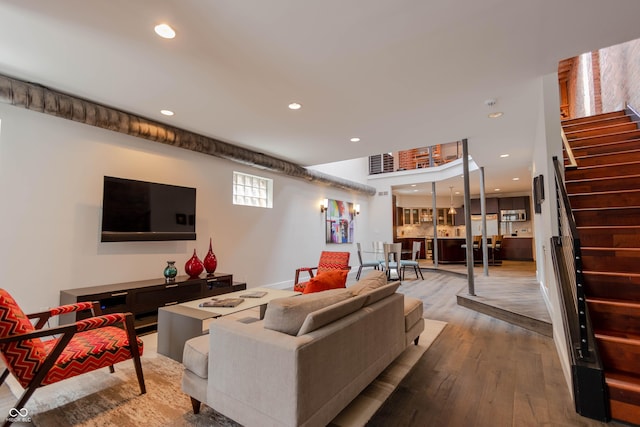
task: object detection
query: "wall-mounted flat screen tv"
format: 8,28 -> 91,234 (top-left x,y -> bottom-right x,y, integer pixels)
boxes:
101,176 -> 197,242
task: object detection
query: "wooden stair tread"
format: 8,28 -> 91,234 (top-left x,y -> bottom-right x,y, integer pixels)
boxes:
588,297 -> 640,306
568,188 -> 640,197
561,111 -> 627,126
564,122 -> 638,139
566,173 -> 640,184
574,147 -> 640,159
595,329 -> 640,342
569,136 -> 640,150
566,128 -> 640,141
582,270 -> 640,278
572,149 -> 640,166
573,205 -> 640,212
569,192 -> 640,205
562,115 -> 633,131
582,247 -> 640,252
606,372 -> 640,392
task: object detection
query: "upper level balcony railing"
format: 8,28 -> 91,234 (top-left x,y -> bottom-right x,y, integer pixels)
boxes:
369,141 -> 462,175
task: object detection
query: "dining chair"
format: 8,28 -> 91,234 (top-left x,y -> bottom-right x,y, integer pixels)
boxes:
356,243 -> 381,280
400,241 -> 424,279
383,243 -> 402,280
0,289 -> 145,426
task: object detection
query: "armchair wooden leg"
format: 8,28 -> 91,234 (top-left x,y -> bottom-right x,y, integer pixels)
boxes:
124,314 -> 146,394
132,355 -> 146,394
0,369 -> 9,385
109,365 -> 115,373
190,396 -> 202,414
414,336 -> 420,345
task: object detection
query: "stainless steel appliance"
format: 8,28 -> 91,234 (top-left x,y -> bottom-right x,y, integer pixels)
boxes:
500,209 -> 526,222
470,214 -> 499,236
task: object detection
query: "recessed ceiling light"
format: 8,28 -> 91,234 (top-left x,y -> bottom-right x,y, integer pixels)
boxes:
488,112 -> 504,119
160,109 -> 174,116
411,184 -> 417,187
350,137 -> 361,142
512,177 -> 520,181
494,188 -> 501,191
413,189 -> 419,192
500,154 -> 509,158
455,191 -> 460,195
288,102 -> 302,110
154,23 -> 176,39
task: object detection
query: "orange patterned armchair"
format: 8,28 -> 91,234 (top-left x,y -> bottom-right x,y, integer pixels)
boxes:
294,251 -> 351,292
0,289 -> 145,426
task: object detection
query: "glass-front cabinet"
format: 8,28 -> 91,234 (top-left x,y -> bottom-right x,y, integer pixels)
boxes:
420,208 -> 432,223
403,208 -> 421,225
401,207 -> 456,225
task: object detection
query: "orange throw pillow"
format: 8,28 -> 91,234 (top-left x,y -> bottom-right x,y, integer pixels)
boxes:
302,270 -> 348,294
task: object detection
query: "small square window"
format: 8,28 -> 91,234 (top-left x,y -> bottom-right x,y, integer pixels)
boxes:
232,171 -> 273,208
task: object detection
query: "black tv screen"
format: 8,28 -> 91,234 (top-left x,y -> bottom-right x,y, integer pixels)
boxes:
101,176 -> 196,242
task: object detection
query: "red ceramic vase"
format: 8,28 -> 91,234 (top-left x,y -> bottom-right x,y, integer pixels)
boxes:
185,249 -> 204,278
203,238 -> 218,275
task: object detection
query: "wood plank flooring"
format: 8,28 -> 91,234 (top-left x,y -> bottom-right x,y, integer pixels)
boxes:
368,262 -> 626,427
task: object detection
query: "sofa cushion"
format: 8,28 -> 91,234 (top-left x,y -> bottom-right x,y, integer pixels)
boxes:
263,288 -> 352,336
403,296 -> 423,331
302,269 -> 348,294
182,334 -> 210,379
362,281 -> 401,306
348,270 -> 387,296
297,294 -> 367,336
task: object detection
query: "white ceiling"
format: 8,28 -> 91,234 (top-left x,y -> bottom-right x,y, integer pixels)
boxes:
2,0 -> 640,196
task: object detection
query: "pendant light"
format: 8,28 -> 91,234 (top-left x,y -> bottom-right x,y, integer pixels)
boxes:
448,186 -> 457,215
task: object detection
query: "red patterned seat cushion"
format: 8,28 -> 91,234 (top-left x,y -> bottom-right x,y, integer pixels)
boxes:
41,326 -> 144,386
0,289 -> 47,388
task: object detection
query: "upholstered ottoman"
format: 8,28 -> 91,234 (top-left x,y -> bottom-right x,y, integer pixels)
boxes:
404,296 -> 424,346
181,334 -> 210,414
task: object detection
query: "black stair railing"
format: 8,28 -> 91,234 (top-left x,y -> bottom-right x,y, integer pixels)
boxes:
551,155 -> 609,421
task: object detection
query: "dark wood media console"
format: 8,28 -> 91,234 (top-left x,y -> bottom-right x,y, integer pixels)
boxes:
59,273 -> 246,333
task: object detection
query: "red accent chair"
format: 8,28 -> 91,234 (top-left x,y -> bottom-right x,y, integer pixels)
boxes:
0,289 -> 145,426
294,251 -> 351,292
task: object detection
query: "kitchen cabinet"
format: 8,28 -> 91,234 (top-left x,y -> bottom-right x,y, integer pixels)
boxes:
455,209 -> 463,225
437,208 -> 455,225
419,208 -> 433,223
400,207 -> 437,224
499,196 -> 531,214
403,208 -> 421,225
469,198 -> 499,215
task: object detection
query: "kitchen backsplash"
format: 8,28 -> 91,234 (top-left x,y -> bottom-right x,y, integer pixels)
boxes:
397,220 -> 533,238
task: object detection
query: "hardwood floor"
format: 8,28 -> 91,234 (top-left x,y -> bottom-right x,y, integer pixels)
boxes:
368,262 -> 627,427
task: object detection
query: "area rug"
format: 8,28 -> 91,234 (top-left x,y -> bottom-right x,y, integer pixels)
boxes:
6,319 -> 446,427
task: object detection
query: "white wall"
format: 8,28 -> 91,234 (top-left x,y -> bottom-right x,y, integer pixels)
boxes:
0,104 -> 375,314
531,72 -> 572,391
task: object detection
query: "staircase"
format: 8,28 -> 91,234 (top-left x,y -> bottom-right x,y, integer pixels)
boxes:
562,109 -> 640,426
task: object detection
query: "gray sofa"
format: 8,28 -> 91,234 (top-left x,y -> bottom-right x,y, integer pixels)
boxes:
181,270 -> 424,427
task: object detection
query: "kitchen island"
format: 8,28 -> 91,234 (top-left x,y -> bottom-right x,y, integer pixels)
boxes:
500,237 -> 534,260
434,237 -> 467,264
